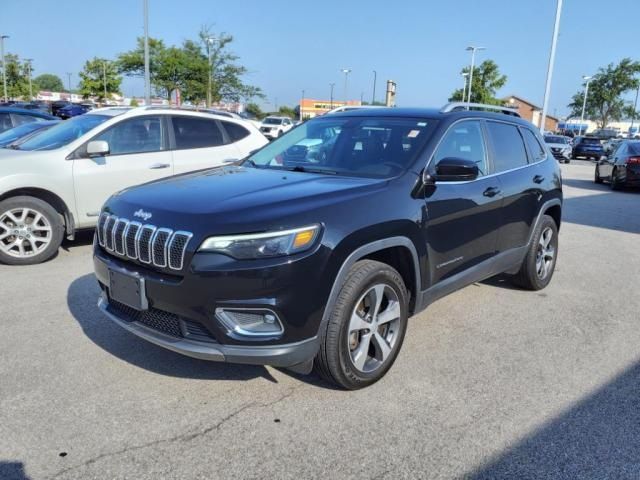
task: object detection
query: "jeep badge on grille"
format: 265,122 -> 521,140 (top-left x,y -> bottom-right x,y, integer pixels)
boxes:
133,209 -> 152,221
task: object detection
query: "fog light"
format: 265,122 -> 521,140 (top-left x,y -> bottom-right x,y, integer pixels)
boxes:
215,308 -> 284,337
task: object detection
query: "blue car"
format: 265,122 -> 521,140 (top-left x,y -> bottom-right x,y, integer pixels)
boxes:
572,136 -> 605,160
56,104 -> 91,120
0,107 -> 56,133
0,119 -> 60,148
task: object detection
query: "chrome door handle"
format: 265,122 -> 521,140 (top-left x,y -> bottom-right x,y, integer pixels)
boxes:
149,163 -> 170,169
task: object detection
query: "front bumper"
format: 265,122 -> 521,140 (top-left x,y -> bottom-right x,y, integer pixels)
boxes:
93,244 -> 330,367
98,294 -> 318,366
260,128 -> 279,139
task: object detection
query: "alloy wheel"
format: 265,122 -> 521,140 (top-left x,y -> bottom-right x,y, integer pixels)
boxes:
347,283 -> 401,373
0,207 -> 52,258
535,227 -> 555,280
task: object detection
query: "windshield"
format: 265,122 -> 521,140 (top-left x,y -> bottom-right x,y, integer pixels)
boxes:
0,122 -> 48,147
263,118 -> 283,125
544,135 -> 568,144
17,114 -> 109,151
246,116 -> 437,178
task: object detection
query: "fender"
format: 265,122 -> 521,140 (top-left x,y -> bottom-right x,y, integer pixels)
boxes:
526,198 -> 562,247
318,236 -> 421,333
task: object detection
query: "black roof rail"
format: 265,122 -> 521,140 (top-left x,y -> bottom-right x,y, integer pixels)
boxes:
441,102 -> 521,117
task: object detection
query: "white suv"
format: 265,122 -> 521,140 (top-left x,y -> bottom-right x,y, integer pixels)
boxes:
0,107 -> 268,265
259,116 -> 294,139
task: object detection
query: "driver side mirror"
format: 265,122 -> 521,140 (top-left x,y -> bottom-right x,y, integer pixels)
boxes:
429,157 -> 479,182
86,140 -> 109,158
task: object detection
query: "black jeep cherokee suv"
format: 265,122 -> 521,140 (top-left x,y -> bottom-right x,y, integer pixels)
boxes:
93,105 -> 562,390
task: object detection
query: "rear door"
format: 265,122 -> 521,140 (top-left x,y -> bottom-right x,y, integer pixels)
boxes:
485,121 -> 541,252
170,115 -> 242,174
601,142 -> 624,178
425,119 -> 503,284
72,115 -> 173,224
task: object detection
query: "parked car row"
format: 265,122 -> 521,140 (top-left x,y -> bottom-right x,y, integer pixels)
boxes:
0,106 -> 268,265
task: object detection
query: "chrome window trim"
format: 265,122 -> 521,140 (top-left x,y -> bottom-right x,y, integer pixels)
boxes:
151,227 -> 173,268
424,117 -> 548,186
167,231 -> 193,270
125,221 -> 142,259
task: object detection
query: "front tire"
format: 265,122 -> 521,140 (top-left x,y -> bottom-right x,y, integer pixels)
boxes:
512,215 -> 558,291
315,260 -> 409,390
0,196 -> 64,265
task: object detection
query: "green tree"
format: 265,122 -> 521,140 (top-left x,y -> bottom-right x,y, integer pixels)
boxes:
78,57 -> 122,102
33,73 -> 64,92
277,105 -> 296,118
567,58 -> 640,128
3,53 -> 30,99
449,60 -> 507,105
129,98 -> 139,107
245,102 -> 264,119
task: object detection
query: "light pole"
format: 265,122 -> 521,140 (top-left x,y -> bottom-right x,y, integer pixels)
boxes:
66,72 -> 72,101
1,35 -> 8,102
25,58 -> 33,100
300,89 -> 304,121
579,75 -> 592,136
341,68 -> 351,105
143,0 -> 151,105
372,70 -> 377,105
206,36 -> 215,107
461,72 -> 469,104
102,61 -> 108,102
329,82 -> 335,109
465,46 -> 485,106
630,82 -> 640,137
540,0 -> 563,133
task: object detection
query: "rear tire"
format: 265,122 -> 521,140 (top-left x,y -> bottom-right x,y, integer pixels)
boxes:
511,215 -> 558,291
594,166 -> 603,183
314,260 -> 409,390
610,168 -> 622,190
0,196 -> 64,265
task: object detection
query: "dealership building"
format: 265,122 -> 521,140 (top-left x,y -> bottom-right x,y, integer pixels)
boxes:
300,99 -> 362,119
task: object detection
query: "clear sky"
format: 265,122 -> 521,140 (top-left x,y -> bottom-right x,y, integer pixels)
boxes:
2,0 -> 639,116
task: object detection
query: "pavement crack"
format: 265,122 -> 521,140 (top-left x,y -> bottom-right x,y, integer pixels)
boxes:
48,387 -> 299,479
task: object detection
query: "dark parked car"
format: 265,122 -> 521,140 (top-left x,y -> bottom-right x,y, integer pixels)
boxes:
0,120 -> 60,148
93,103 -> 563,389
56,104 -> 91,119
595,140 -> 640,190
0,107 -> 56,134
51,100 -> 72,117
572,136 -> 604,160
11,101 -> 51,114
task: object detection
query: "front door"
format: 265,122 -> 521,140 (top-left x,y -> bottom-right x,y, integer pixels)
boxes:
425,120 -> 503,284
72,115 -> 173,226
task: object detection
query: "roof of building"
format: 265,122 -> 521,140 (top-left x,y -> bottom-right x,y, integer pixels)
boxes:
504,95 -> 559,121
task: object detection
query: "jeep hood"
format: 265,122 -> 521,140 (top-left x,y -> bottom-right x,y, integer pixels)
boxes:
106,165 -> 388,231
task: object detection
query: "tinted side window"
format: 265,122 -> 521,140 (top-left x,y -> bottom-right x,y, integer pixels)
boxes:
93,116 -> 164,156
486,122 -> 528,172
433,120 -> 488,177
221,121 -> 250,142
11,114 -> 41,126
521,128 -> 546,162
0,113 -> 12,132
172,116 -> 224,149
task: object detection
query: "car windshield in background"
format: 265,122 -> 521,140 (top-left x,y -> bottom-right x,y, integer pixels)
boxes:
263,118 -> 283,125
246,116 -> 436,178
0,122 -> 49,147
16,114 -> 109,151
581,138 -> 601,145
544,136 -> 568,144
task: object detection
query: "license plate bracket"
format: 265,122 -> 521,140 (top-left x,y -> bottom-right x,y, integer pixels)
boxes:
109,269 -> 148,311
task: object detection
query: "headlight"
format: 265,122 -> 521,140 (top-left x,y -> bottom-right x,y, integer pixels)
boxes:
198,225 -> 321,259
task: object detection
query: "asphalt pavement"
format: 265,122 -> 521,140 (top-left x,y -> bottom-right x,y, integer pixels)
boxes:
1,160 -> 639,480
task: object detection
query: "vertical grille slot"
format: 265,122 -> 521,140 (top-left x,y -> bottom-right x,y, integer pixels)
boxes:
125,222 -> 141,259
104,216 -> 117,251
97,213 -> 109,247
152,228 -> 172,267
137,225 -> 156,263
168,232 -> 193,270
113,219 -> 128,255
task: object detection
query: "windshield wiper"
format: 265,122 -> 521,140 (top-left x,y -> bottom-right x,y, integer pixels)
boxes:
286,165 -> 337,175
